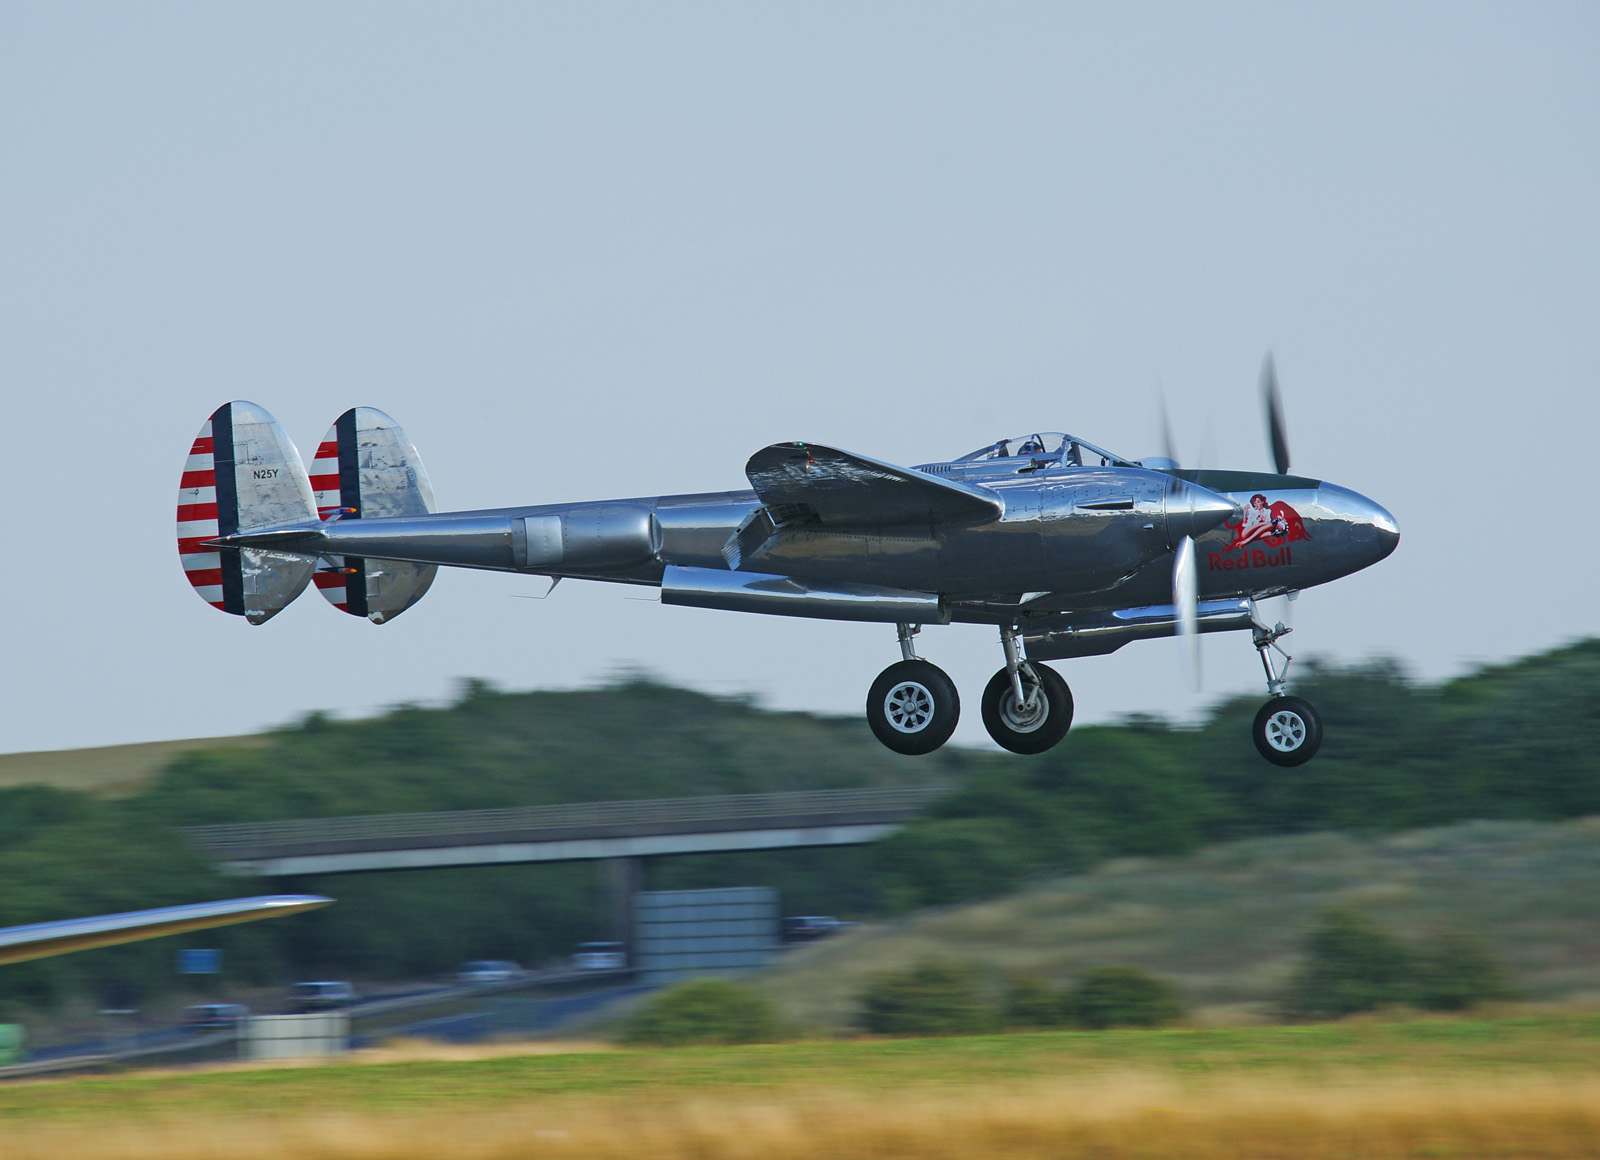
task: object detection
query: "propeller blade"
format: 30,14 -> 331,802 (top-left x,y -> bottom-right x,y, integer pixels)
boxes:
1197,413 -> 1216,472
1160,395 -> 1181,470
1173,535 -> 1200,690
1261,352 -> 1291,475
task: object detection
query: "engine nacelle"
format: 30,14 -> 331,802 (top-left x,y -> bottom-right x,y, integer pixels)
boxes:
520,504 -> 661,571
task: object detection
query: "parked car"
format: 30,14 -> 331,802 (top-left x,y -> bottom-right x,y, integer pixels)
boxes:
781,915 -> 852,942
456,960 -> 523,985
572,941 -> 627,970
181,1002 -> 249,1031
290,980 -> 356,1012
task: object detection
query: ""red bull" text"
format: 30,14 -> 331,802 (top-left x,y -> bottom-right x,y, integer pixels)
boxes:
1209,546 -> 1293,572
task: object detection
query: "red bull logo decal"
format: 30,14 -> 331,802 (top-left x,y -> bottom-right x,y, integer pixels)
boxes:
1209,494 -> 1309,572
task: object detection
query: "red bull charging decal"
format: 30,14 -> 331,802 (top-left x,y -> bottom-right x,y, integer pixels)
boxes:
1210,493 -> 1309,572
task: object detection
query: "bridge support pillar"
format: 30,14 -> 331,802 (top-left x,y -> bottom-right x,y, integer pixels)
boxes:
604,856 -> 641,958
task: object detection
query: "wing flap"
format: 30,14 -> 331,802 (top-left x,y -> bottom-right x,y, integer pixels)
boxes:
745,443 -> 1001,528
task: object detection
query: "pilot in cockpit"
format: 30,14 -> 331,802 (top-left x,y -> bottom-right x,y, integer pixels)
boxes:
1018,437 -> 1044,456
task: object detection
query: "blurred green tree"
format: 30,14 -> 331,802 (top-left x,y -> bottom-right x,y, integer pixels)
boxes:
855,961 -> 991,1036
622,978 -> 788,1046
1067,966 -> 1183,1029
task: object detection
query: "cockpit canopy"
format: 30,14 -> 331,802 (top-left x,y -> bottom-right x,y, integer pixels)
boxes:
956,433 -> 1137,469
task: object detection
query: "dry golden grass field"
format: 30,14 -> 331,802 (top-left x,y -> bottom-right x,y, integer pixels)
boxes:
3,1016 -> 1600,1159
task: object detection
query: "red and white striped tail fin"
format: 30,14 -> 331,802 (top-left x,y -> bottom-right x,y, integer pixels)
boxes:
310,407 -> 437,624
176,401 -> 317,625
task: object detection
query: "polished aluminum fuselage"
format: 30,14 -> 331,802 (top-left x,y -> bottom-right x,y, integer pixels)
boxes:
248,453 -> 1397,638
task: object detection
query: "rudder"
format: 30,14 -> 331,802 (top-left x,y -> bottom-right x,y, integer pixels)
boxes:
176,401 -> 317,624
308,407 -> 437,624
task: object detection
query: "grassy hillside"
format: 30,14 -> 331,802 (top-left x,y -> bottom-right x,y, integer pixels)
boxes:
0,735 -> 263,797
758,816 -> 1600,1029
139,678 -> 972,826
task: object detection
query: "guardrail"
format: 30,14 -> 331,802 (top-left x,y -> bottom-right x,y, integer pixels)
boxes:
0,969 -> 637,1083
184,784 -> 948,858
0,1028 -> 238,1081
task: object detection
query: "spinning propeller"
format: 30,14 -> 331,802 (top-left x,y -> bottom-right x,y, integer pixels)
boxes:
1158,396 -> 1204,688
1262,352 -> 1291,476
1166,351 -> 1296,690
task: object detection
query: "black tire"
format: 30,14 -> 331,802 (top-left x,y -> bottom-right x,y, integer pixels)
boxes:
980,662 -> 1074,755
866,660 -> 961,756
1252,696 -> 1323,766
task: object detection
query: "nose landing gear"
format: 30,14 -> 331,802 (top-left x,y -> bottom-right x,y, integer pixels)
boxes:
1249,618 -> 1323,766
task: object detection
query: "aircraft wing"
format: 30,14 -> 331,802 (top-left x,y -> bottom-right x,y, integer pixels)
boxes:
0,895 -> 331,967
746,443 -> 1003,527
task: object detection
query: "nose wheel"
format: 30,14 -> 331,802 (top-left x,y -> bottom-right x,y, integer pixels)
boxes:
1250,616 -> 1323,766
1252,695 -> 1322,766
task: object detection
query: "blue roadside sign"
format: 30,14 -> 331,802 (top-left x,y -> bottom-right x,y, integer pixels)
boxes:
177,948 -> 221,974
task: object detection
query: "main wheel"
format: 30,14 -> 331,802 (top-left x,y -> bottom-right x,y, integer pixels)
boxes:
980,662 -> 1074,755
866,660 -> 961,755
1252,696 -> 1323,766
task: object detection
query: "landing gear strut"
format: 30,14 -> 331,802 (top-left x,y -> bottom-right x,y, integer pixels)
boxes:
1249,617 -> 1323,766
980,625 -> 1073,755
865,624 -> 960,756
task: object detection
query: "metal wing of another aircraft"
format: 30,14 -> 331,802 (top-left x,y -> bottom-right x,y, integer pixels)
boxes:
0,895 -> 332,966
745,443 -> 1003,527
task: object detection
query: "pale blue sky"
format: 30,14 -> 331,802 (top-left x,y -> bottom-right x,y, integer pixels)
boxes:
2,3 -> 1596,752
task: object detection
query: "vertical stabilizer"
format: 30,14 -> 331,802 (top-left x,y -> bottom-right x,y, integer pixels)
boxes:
308,407 -> 437,624
176,402 -> 317,624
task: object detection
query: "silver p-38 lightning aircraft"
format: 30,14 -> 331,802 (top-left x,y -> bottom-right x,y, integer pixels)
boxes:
177,362 -> 1396,764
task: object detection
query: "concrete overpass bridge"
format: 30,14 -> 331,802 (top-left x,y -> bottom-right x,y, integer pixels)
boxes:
183,785 -> 947,948
183,785 -> 946,877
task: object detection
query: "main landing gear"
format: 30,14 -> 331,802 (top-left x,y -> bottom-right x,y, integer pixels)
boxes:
864,617 -> 1324,765
1249,618 -> 1323,767
865,625 -> 962,755
865,624 -> 1074,757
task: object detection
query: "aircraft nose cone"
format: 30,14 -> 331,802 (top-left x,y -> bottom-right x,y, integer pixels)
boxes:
1369,501 -> 1400,562
1164,478 -> 1238,545
1318,483 -> 1400,568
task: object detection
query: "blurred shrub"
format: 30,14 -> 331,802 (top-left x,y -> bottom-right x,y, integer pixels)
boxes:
856,961 -> 991,1036
622,978 -> 788,1046
1284,910 -> 1415,1018
1284,911 -> 1511,1018
1067,966 -> 1183,1029
1002,977 -> 1071,1029
1413,932 -> 1513,1011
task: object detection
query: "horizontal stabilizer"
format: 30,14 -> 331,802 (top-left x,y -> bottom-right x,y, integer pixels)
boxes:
176,402 -> 317,624
745,443 -> 1003,528
310,407 -> 438,623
